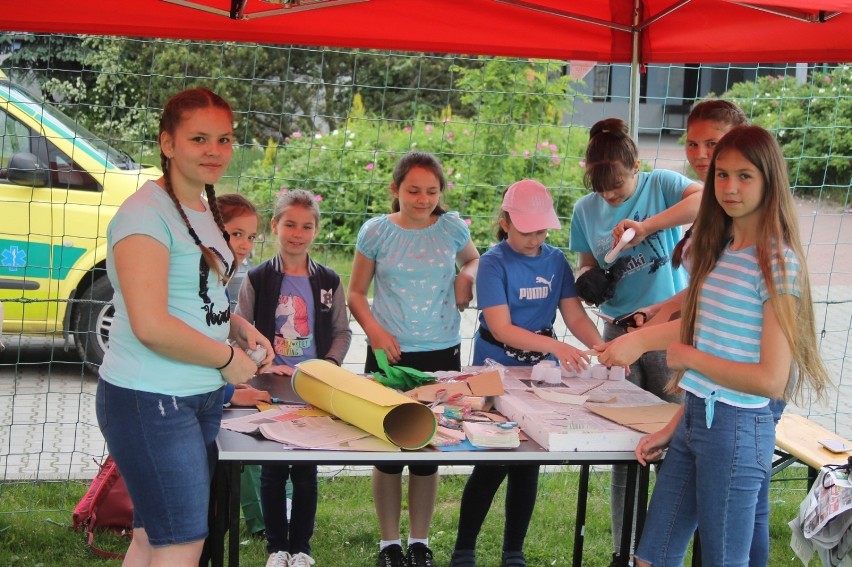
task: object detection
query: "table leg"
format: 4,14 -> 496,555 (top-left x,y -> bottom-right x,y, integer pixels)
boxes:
634,464 -> 649,548
228,462 -> 242,567
618,463 -> 638,566
572,464 -> 590,567
209,460 -> 228,567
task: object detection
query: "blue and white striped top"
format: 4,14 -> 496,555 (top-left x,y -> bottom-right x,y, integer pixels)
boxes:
680,242 -> 800,415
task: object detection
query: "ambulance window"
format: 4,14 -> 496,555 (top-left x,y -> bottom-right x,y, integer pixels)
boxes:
0,109 -> 33,170
45,138 -> 100,191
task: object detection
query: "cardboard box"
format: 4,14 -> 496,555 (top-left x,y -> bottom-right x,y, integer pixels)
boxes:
406,370 -> 504,402
493,384 -> 667,452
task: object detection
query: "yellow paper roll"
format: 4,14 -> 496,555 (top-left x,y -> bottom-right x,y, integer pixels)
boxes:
291,359 -> 436,450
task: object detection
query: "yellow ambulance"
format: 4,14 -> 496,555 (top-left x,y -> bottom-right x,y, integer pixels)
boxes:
0,73 -> 160,369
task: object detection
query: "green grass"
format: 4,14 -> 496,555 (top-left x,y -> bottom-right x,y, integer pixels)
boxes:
0,467 -> 812,566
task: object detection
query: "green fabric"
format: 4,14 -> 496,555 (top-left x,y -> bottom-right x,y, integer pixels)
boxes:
239,464 -> 265,534
370,349 -> 435,390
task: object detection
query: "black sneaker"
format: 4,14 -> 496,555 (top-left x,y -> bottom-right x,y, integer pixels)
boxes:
406,542 -> 435,567
377,544 -> 407,567
501,550 -> 526,567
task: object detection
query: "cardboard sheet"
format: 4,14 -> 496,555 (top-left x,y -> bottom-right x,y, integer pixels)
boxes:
292,359 -> 436,450
406,370 -> 505,402
586,403 -> 682,434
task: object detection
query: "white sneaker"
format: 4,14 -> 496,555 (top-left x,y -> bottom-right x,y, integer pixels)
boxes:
289,552 -> 316,566
266,551 -> 292,567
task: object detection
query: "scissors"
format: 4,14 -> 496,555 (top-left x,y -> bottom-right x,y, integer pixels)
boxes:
429,388 -> 464,408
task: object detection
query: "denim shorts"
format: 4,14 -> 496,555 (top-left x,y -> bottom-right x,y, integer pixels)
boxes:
635,393 -> 775,566
96,379 -> 224,546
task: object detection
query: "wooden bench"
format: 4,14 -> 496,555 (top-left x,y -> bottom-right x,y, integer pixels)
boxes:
773,413 -> 852,486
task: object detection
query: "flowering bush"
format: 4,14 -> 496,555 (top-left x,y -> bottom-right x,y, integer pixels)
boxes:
724,65 -> 851,197
239,95 -> 591,252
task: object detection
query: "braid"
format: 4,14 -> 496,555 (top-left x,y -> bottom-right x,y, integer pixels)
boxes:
205,184 -> 237,281
161,169 -> 229,281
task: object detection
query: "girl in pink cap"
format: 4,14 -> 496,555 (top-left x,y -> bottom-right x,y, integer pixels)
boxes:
449,179 -> 602,567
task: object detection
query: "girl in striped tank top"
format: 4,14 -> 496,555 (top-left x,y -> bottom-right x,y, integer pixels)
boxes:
603,125 -> 829,566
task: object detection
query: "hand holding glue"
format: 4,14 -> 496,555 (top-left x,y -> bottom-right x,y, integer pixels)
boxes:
604,228 -> 636,264
246,346 -> 267,367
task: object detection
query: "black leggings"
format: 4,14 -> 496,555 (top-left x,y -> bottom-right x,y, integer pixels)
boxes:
453,464 -> 540,553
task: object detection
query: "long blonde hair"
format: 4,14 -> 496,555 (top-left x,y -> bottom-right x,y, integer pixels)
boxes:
676,125 -> 829,402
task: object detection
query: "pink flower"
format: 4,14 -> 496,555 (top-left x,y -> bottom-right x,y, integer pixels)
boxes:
448,182 -> 455,189
425,124 -> 433,134
549,144 -> 558,151
366,162 -> 374,171
464,218 -> 472,226
523,150 -> 530,158
292,131 -> 302,138
279,186 -> 288,194
314,195 -> 323,202
284,136 -> 291,143
404,126 -> 412,132
447,132 -> 455,140
447,168 -> 455,175
579,160 -> 586,167
442,117 -> 451,124
824,76 -> 831,84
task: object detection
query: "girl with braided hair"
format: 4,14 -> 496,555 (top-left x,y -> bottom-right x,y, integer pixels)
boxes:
96,87 -> 272,566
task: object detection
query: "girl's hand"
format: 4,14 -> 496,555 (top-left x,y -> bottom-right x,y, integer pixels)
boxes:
612,219 -> 647,250
454,273 -> 474,311
635,429 -> 672,466
368,328 -> 402,365
553,342 -> 591,374
220,348 -> 259,385
666,342 -> 693,371
260,364 -> 295,377
595,334 -> 644,367
230,385 -> 271,406
230,316 -> 274,367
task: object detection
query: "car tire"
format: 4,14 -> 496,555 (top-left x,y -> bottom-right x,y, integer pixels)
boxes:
73,276 -> 114,372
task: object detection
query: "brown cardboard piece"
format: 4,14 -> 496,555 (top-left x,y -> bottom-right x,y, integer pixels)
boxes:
586,403 -> 682,434
406,370 -> 505,402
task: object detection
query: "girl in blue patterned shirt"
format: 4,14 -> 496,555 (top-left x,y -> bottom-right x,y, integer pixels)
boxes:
348,151 -> 479,567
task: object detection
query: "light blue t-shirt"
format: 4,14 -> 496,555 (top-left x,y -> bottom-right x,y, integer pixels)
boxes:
272,275 -> 318,366
569,169 -> 693,318
680,243 -> 800,415
474,241 -> 577,366
100,181 -> 233,396
356,212 -> 470,352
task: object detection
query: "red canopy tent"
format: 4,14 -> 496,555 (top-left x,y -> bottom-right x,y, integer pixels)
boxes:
5,0 -> 852,63
5,0 -> 852,131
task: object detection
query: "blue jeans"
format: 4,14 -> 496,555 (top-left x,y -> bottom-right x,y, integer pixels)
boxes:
96,379 -> 224,546
749,398 -> 786,567
635,393 -> 775,567
604,323 -> 683,552
260,464 -> 318,555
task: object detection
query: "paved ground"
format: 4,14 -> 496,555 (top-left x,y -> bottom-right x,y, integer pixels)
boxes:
1,135 -> 850,480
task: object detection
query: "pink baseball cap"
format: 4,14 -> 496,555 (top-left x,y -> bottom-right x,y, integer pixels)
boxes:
501,179 -> 562,233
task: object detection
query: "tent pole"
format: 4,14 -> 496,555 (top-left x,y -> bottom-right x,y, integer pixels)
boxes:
628,0 -> 641,142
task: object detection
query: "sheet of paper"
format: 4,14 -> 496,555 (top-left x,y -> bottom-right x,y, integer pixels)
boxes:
259,416 -> 372,448
530,385 -> 588,405
221,406 -> 307,434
